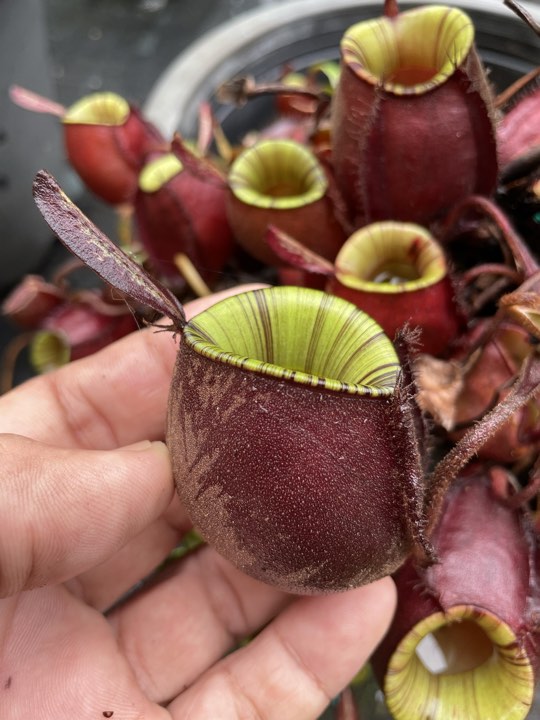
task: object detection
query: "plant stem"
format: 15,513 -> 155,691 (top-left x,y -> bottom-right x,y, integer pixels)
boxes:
504,0 -> 540,35
426,351 -> 540,535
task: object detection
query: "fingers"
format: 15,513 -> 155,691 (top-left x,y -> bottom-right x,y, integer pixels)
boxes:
167,578 -> 397,720
0,325 -> 176,449
72,494 -> 191,611
0,284 -> 268,449
109,546 -> 289,704
0,434 -> 174,597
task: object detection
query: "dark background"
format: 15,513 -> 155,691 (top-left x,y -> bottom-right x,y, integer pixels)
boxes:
45,0 -> 279,107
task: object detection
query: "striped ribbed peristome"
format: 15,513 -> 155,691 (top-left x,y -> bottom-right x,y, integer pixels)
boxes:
183,286 -> 399,395
371,473 -> 540,720
341,6 -> 473,96
384,605 -> 534,720
331,4 -> 498,228
327,222 -> 462,356
334,222 -> 446,293
228,139 -> 327,209
226,140 -> 346,265
168,286 -> 429,593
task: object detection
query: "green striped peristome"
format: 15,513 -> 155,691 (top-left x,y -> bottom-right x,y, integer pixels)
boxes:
328,221 -> 462,357
384,605 -> 534,720
183,286 -> 400,396
228,139 -> 328,209
334,221 -> 447,293
341,5 -> 474,96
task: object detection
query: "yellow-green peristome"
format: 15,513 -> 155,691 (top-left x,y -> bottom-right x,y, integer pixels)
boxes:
334,222 -> 446,293
340,6 -> 474,96
226,139 -> 346,265
169,286 -> 432,594
328,222 -> 463,357
62,92 -> 130,126
228,139 -> 328,210
385,606 -> 533,720
331,3 -> 498,227
183,286 -> 400,395
372,472 -> 540,720
30,329 -> 71,373
138,153 -> 183,193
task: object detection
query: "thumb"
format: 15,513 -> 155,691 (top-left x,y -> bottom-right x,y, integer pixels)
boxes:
0,433 -> 174,597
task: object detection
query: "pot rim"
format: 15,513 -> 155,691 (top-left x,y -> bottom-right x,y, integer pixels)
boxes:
144,0 -> 540,138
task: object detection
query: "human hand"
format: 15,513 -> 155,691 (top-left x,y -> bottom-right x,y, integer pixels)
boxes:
0,285 -> 396,720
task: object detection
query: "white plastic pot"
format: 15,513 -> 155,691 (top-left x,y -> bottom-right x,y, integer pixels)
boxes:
144,0 -> 540,140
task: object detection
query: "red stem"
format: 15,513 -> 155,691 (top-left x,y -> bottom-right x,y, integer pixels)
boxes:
461,262 -> 522,286
506,472 -> 540,511
52,257 -> 89,288
197,102 -> 214,157
171,133 -> 227,187
426,352 -> 540,535
470,277 -> 515,315
503,0 -> 540,36
0,333 -> 34,395
495,67 -> 540,109
218,76 -> 326,107
335,687 -> 361,720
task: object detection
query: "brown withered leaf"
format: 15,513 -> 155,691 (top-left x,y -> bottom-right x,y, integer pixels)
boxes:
499,289 -> 540,341
414,354 -> 466,430
216,76 -> 255,106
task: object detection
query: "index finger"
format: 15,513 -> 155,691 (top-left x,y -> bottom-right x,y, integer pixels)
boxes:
0,284 -> 267,449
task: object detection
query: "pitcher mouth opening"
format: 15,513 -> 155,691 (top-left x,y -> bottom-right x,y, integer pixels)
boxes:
335,222 -> 447,294
341,5 -> 474,95
184,286 -> 400,396
228,140 -> 328,209
385,605 -> 534,720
